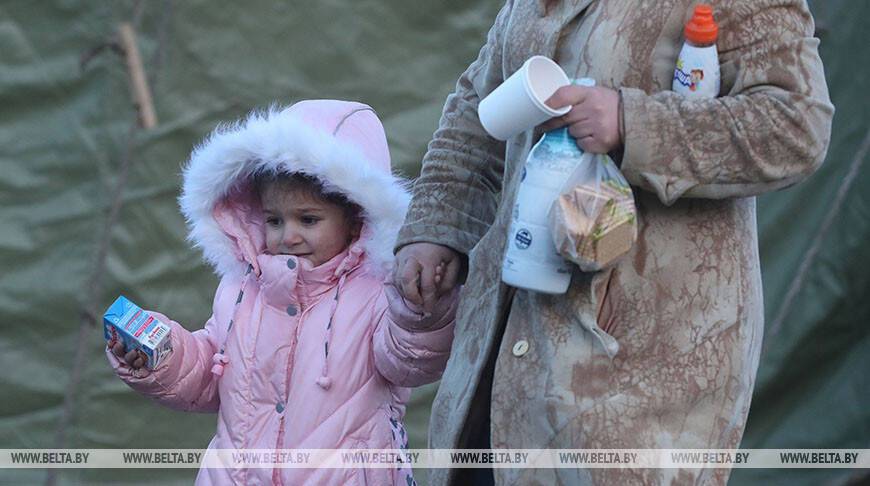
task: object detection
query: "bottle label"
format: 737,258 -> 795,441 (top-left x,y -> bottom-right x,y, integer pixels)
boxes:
673,44 -> 720,99
514,228 -> 533,250
672,61 -> 698,91
505,219 -> 571,270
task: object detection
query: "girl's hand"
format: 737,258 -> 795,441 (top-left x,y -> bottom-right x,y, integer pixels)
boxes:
108,340 -> 147,369
385,280 -> 459,332
540,85 -> 622,154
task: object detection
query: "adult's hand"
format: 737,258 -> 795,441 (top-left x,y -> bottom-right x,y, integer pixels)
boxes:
394,242 -> 464,313
540,85 -> 622,154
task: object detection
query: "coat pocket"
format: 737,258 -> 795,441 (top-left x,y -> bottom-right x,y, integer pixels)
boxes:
594,267 -> 618,336
587,268 -> 620,358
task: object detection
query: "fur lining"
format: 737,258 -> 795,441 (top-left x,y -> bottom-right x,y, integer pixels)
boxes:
179,107 -> 411,278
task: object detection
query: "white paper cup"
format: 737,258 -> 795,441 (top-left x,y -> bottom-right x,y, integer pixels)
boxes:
478,56 -> 571,141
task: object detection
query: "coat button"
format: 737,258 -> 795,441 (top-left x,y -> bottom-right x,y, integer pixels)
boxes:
286,259 -> 296,269
275,402 -> 284,413
512,340 -> 529,357
286,305 -> 297,316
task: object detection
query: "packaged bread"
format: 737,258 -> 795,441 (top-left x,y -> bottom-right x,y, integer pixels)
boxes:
549,154 -> 637,272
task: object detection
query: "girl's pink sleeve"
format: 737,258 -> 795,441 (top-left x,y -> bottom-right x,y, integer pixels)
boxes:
105,278 -> 234,413
373,283 -> 459,387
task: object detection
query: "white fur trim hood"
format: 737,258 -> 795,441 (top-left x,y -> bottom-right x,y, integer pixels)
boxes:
178,101 -> 411,278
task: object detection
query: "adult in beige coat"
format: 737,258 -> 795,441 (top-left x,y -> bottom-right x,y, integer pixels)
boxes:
394,0 -> 833,484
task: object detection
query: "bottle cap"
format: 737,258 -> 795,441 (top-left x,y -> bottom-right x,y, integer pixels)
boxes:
685,4 -> 718,45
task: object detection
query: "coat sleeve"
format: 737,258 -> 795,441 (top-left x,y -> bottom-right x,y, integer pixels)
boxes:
373,284 -> 459,387
105,277 -> 234,413
618,0 -> 834,206
394,1 -> 513,255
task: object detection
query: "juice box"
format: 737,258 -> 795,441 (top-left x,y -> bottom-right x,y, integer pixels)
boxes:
104,296 -> 172,369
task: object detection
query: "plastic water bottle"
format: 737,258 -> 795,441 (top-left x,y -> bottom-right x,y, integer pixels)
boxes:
673,4 -> 719,99
501,79 -> 594,294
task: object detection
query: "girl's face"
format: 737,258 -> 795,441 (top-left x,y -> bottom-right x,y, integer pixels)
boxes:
260,182 -> 360,267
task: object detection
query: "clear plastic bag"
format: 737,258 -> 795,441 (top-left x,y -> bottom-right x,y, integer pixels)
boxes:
548,152 -> 637,272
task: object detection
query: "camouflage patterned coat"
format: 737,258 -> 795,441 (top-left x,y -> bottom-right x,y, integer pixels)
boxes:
396,0 -> 833,484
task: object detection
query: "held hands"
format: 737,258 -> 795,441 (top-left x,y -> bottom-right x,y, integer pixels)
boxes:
393,242 -> 465,313
540,85 -> 622,154
385,279 -> 459,331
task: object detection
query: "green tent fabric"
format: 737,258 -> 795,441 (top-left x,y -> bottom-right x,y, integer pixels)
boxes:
729,0 -> 870,484
0,1 -> 865,484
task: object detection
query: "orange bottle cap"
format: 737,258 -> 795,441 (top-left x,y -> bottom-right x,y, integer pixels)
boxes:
685,4 -> 718,45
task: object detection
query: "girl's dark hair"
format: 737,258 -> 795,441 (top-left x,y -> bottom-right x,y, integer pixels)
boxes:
253,171 -> 364,227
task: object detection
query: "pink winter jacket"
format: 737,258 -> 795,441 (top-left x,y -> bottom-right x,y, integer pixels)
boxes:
106,100 -> 456,485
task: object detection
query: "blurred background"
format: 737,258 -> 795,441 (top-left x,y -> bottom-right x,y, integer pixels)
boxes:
0,0 -> 866,484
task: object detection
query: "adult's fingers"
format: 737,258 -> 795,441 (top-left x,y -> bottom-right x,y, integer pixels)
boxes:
576,135 -> 607,154
539,107 -> 589,132
438,257 -> 462,296
397,257 -> 423,306
419,263 -> 438,313
568,122 -> 597,144
544,85 -> 588,111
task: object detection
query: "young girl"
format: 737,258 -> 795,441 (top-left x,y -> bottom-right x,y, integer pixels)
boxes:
106,100 -> 457,485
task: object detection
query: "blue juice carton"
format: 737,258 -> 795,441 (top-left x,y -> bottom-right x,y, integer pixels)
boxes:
104,296 -> 172,369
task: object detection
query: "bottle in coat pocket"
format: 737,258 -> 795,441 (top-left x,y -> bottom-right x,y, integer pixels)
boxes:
673,4 -> 720,99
